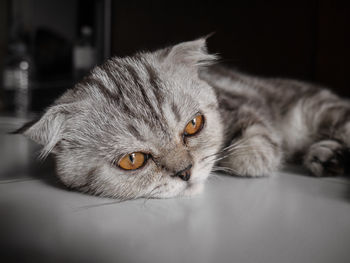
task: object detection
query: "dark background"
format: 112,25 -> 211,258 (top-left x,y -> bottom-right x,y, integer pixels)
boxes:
111,0 -> 350,96
0,0 -> 349,114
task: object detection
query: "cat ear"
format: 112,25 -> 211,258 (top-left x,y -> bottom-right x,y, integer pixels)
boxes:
14,104 -> 70,159
160,36 -> 218,68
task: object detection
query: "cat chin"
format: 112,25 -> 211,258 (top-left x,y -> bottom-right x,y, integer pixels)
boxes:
146,180 -> 205,199
181,182 -> 205,197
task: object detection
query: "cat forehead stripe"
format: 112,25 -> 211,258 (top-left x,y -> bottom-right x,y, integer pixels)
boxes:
171,101 -> 181,122
99,57 -> 171,135
126,63 -> 166,127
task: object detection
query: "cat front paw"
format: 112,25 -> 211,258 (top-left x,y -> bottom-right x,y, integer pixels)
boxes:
218,136 -> 282,177
304,140 -> 346,177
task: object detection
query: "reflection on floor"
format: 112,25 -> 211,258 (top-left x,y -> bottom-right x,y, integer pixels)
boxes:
1,117 -> 350,263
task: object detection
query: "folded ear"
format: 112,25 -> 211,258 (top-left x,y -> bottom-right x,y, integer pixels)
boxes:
159,36 -> 218,68
14,104 -> 70,159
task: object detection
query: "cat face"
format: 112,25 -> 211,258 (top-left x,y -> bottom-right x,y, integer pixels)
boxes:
21,38 -> 223,199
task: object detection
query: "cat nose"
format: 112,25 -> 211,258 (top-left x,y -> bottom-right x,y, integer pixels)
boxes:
174,164 -> 192,181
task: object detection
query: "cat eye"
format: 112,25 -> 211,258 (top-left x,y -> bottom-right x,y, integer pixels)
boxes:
184,114 -> 204,136
118,152 -> 148,170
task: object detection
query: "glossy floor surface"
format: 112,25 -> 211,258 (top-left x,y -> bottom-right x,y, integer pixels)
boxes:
1,118 -> 350,263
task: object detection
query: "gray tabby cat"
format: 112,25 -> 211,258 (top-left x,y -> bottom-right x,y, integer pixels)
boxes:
18,38 -> 350,200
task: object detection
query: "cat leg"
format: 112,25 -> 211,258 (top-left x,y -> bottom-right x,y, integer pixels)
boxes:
302,91 -> 350,176
218,111 -> 283,177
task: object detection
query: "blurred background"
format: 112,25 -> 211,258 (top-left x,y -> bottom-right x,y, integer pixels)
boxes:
0,0 -> 349,118
1,2 -> 350,261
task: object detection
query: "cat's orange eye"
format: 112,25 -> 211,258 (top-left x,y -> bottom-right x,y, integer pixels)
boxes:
118,152 -> 147,170
184,114 -> 204,136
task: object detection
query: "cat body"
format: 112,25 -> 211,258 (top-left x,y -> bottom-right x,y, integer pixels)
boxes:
203,65 -> 350,177
19,38 -> 350,199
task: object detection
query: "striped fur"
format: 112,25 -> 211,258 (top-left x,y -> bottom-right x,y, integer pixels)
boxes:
200,65 -> 350,177
19,38 -> 350,199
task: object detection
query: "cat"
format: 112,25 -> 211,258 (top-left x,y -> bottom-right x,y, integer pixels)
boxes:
16,37 -> 350,200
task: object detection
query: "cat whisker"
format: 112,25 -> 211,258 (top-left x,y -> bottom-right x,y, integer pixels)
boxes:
142,184 -> 164,205
201,138 -> 252,161
202,147 -> 273,165
200,137 -> 272,162
212,166 -> 239,175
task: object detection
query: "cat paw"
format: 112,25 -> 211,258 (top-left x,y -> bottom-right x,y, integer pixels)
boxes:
304,140 -> 345,177
219,136 -> 282,177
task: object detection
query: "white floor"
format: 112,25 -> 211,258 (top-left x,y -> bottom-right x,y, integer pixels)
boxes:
1,118 -> 350,263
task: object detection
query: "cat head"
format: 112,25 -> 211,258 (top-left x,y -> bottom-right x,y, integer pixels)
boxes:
19,38 -> 223,199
